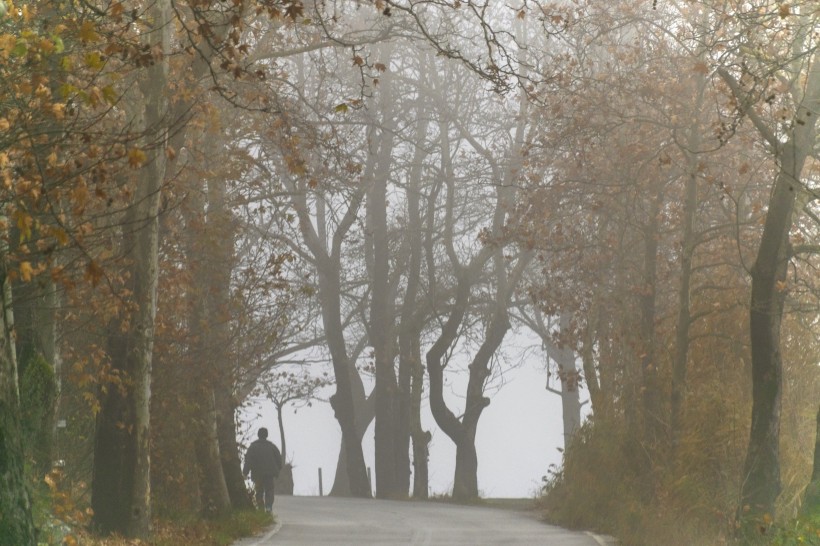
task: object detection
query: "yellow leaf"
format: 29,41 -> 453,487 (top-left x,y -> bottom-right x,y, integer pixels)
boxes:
15,210 -> 33,241
101,85 -> 117,104
19,261 -> 33,282
0,34 -> 15,59
0,118 -> 9,131
127,148 -> 147,168
85,52 -> 103,70
79,20 -> 99,43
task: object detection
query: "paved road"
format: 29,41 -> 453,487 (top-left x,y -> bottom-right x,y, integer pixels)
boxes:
233,496 -> 609,545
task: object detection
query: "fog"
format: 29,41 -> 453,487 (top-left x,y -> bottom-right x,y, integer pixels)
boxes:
241,346 -> 584,498
5,1 -> 819,545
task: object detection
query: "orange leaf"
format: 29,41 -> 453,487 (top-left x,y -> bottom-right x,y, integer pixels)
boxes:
19,261 -> 33,282
85,260 -> 104,286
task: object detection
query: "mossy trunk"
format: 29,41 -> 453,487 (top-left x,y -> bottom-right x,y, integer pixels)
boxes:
0,252 -> 35,545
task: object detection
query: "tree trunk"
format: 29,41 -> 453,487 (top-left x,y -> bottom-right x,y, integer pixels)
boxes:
369,139 -> 400,499
544,313 -> 582,448
453,431 -> 479,501
215,388 -> 252,509
453,309 -> 511,500
320,271 -> 371,497
579,303 -> 604,417
402,115 -> 430,499
195,392 -> 232,517
671,66 -> 706,451
91,2 -> 170,536
291,164 -> 371,497
801,405 -> 820,516
201,175 -> 235,515
12,277 -> 60,477
0,246 -> 35,545
813,405 -> 820,485
739,65 -> 820,521
329,392 -> 373,496
277,403 -> 287,462
670,166 -> 696,450
640,184 -> 663,449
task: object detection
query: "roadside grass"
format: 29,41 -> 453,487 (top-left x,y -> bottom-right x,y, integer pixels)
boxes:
427,493 -> 538,512
479,498 -> 539,512
58,510 -> 273,546
29,466 -> 274,546
763,514 -> 820,546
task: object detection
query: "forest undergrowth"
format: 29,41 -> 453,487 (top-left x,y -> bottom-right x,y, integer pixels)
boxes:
540,402 -> 819,546
28,468 -> 270,546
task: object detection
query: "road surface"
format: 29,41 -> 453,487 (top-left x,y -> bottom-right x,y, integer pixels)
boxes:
233,496 -> 610,545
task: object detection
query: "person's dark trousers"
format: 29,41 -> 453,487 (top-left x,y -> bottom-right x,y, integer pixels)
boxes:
254,475 -> 275,512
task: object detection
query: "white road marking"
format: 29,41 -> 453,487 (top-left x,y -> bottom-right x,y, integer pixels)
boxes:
244,519 -> 281,546
585,531 -> 612,546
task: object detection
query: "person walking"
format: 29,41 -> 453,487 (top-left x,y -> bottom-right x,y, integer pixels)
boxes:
243,427 -> 283,512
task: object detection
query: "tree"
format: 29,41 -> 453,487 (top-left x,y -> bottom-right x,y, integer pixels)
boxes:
0,252 -> 35,544
717,8 -> 820,521
423,52 -> 534,498
91,1 -> 171,535
804,404 -> 820,516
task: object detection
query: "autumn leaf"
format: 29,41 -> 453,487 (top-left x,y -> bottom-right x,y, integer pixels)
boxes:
127,148 -> 147,168
334,103 -> 349,113
101,85 -> 117,104
778,3 -> 790,17
53,227 -> 69,246
85,52 -> 104,70
79,20 -> 99,43
0,34 -> 16,59
15,210 -> 33,241
85,260 -> 104,286
19,261 -> 33,282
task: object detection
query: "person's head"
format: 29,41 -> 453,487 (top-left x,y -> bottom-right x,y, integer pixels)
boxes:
258,427 -> 268,440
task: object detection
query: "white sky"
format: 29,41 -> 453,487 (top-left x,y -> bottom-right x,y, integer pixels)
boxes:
240,345 -> 589,499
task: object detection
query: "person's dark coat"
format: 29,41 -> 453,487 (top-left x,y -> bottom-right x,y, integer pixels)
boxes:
243,438 -> 283,481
